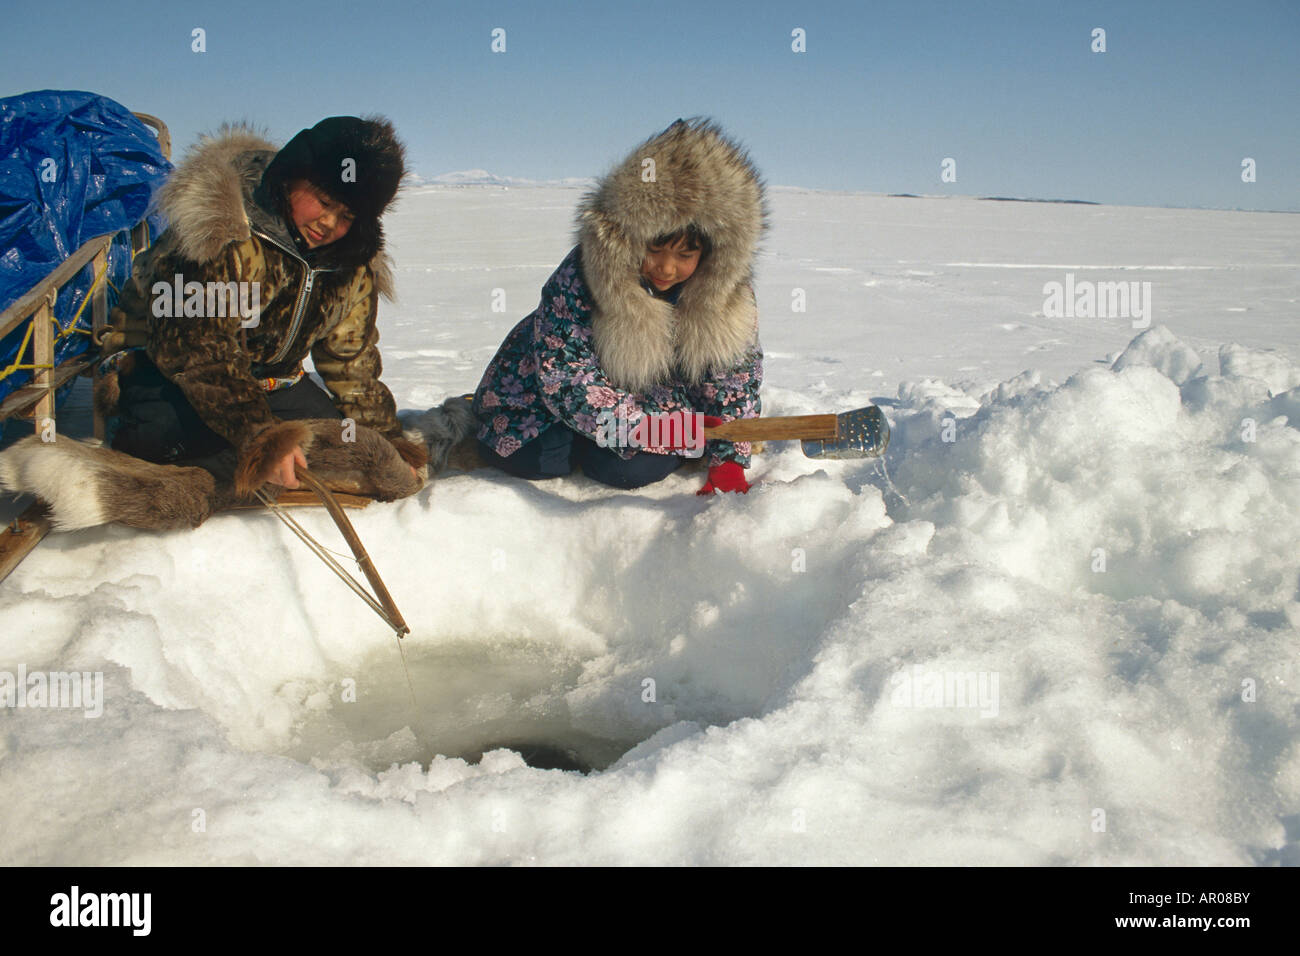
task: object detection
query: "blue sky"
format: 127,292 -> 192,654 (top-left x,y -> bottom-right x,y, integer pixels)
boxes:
2,0 -> 1296,210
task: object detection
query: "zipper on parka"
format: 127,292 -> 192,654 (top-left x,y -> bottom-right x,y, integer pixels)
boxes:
251,227 -> 336,367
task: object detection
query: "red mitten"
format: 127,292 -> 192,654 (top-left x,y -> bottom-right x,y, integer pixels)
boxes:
697,460 -> 750,495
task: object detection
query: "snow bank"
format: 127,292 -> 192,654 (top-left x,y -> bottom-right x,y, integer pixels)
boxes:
2,323 -> 1297,865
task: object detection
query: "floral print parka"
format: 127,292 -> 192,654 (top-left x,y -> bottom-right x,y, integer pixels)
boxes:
473,247 -> 761,468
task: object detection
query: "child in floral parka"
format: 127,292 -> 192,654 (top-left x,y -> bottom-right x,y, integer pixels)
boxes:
472,118 -> 765,492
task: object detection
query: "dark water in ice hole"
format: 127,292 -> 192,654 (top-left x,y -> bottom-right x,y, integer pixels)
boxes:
284,638 -> 652,774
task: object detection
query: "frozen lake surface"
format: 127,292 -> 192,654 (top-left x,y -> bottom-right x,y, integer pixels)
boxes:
1,187 -> 1297,865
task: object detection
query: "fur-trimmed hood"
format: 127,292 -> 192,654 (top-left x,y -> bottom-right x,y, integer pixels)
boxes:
153,124 -> 396,298
576,118 -> 767,391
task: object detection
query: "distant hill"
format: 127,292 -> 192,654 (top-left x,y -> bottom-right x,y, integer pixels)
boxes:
410,170 -> 593,188
979,196 -> 1100,205
889,192 -> 1100,205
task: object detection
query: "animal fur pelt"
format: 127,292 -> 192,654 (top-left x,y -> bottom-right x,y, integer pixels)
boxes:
0,420 -> 422,532
400,395 -> 480,474
575,117 -> 767,391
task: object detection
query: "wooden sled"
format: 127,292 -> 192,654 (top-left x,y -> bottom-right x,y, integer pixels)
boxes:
0,111 -> 175,586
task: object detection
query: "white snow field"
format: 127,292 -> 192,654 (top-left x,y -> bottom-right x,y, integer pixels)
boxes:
1,187 -> 1298,865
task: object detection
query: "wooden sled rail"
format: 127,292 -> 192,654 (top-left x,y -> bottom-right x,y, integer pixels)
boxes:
0,233 -> 116,434
0,503 -> 52,585
131,112 -> 172,162
227,490 -> 373,510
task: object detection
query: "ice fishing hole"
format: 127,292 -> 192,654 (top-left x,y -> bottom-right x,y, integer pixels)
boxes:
284,639 -> 681,775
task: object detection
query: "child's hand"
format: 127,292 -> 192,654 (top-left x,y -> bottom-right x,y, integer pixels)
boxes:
270,445 -> 308,488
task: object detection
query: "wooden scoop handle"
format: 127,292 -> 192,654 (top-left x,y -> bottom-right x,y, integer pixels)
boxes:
704,414 -> 837,442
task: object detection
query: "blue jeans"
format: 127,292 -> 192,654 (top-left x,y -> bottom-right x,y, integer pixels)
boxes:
479,424 -> 683,489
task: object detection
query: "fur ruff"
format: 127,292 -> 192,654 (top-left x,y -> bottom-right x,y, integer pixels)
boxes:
234,420 -> 315,496
156,123 -> 395,299
575,118 -> 767,391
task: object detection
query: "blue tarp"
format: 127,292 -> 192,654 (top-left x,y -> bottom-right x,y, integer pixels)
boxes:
0,90 -> 171,406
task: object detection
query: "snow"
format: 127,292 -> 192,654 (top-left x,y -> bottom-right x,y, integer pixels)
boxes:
2,189 -> 1298,864
1112,326 -> 1206,385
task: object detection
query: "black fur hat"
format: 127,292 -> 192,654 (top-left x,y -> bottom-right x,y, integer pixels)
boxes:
264,116 -> 404,218
255,116 -> 405,266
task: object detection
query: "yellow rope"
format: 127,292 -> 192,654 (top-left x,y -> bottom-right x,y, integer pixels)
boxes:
1,251 -> 106,382
0,321 -> 47,380
57,258 -> 110,339
2,222 -> 155,384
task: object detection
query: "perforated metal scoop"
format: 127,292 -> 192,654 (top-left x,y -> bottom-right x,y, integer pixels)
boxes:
799,405 -> 890,460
